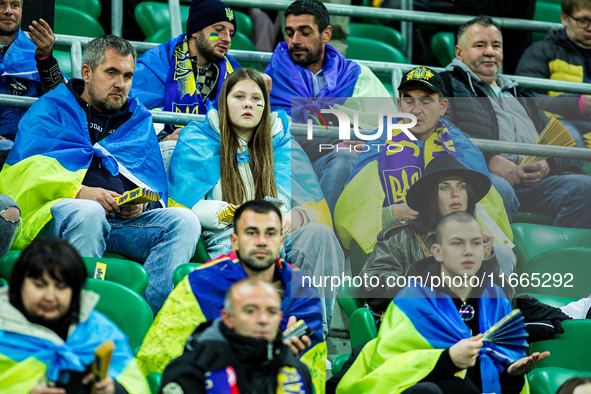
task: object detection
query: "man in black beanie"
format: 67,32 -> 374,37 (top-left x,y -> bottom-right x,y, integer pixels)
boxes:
131,0 -> 241,160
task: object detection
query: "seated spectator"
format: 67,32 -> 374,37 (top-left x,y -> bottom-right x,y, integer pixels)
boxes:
361,154 -> 514,315
337,212 -> 549,394
160,278 -> 313,393
137,200 -> 326,394
441,16 -> 591,228
130,0 -> 241,167
167,67 -> 344,331
0,35 -> 200,314
264,0 -> 394,216
557,377 -> 591,394
0,237 -> 148,393
335,66 -> 511,256
0,0 -> 64,166
0,194 -> 19,257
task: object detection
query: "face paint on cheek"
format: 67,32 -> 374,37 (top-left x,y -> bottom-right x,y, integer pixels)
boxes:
256,104 -> 264,111
209,32 -> 219,41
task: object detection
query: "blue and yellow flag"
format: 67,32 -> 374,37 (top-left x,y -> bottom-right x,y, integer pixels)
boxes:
137,250 -> 327,393
0,84 -> 167,250
337,283 -> 526,394
167,109 -> 332,227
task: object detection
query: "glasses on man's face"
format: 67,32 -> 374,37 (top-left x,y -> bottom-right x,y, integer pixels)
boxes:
567,12 -> 591,29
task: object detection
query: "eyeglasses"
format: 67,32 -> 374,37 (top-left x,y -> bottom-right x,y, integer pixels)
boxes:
459,302 -> 475,322
566,12 -> 591,29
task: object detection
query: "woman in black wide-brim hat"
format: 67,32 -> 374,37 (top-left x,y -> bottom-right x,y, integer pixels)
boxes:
360,154 -> 514,314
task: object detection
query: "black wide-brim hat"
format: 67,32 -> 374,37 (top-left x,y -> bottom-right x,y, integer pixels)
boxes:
406,154 -> 491,211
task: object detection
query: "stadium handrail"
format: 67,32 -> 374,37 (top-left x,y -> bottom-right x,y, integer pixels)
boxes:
2,93 -> 590,160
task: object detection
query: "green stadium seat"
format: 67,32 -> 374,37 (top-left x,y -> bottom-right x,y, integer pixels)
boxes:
230,31 -> 257,51
0,251 -> 149,295
431,32 -> 455,67
349,240 -> 371,278
349,23 -> 404,50
533,2 -> 562,43
145,27 -> 173,44
235,11 -> 253,38
191,234 -> 211,264
172,262 -> 203,287
0,278 -> 7,287
528,367 -> 591,394
85,279 -> 154,351
54,5 -> 104,38
147,372 -> 162,394
513,212 -> 555,226
511,223 -> 591,270
346,36 -> 407,96
529,320 -> 591,372
332,353 -> 351,375
56,0 -> 101,19
350,307 -> 378,348
520,247 -> 591,298
583,161 -> 591,176
338,280 -> 366,319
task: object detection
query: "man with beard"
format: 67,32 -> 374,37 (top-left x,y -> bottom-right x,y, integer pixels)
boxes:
130,0 -> 240,149
137,200 -> 327,394
0,35 -> 200,314
264,0 -> 394,217
0,0 -> 64,163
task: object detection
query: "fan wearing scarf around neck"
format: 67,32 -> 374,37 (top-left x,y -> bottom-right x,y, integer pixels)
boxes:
0,238 -> 148,393
334,66 -> 512,257
360,154 -> 515,315
337,212 -> 550,394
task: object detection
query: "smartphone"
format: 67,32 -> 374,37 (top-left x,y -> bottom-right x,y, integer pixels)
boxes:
21,0 -> 55,32
282,319 -> 314,342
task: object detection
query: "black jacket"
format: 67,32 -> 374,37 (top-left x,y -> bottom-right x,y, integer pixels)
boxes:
160,319 -> 312,394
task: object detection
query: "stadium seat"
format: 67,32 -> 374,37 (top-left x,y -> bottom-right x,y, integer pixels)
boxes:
147,372 -> 162,394
0,278 -> 7,287
54,5 -> 104,37
346,36 -> 407,96
172,262 -> 203,287
430,31 -> 455,67
56,0 -> 101,19
528,367 -> 591,394
85,278 -> 154,351
53,49 -> 72,77
231,31 -> 257,51
520,247 -> 591,298
191,234 -> 211,264
338,280 -> 366,319
533,2 -> 562,43
235,11 -> 253,38
511,223 -> 591,270
350,307 -> 378,348
0,251 -> 149,295
513,212 -> 554,226
349,240 -> 371,278
332,353 -> 352,375
349,23 -> 404,50
145,27 -> 173,44
529,320 -> 591,372
518,293 -> 579,309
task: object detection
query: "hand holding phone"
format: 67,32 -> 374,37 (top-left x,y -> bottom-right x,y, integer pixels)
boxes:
283,316 -> 313,357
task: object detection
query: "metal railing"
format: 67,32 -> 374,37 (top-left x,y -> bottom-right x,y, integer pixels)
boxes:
2,94 -> 590,160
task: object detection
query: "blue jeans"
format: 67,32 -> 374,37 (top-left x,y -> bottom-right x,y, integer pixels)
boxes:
160,140 -> 176,172
492,243 -> 516,275
204,223 -> 345,334
512,174 -> 591,229
559,119 -> 589,170
312,150 -> 358,217
0,139 -> 13,151
45,199 -> 201,313
490,173 -> 520,222
0,194 -> 19,258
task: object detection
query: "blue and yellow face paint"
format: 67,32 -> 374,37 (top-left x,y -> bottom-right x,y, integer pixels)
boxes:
256,103 -> 264,111
209,32 -> 219,41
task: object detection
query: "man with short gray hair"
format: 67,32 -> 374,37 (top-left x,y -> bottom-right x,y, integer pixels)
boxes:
0,35 -> 200,314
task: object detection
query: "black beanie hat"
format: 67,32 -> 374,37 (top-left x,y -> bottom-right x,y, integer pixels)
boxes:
186,0 -> 237,36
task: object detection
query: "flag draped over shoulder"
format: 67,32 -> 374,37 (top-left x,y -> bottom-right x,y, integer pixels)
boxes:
0,294 -> 148,393
335,118 -> 511,253
337,283 -> 526,394
167,108 -> 332,227
0,29 -> 39,81
130,33 -> 241,114
264,43 -> 360,120
0,84 -> 167,250
137,251 -> 327,393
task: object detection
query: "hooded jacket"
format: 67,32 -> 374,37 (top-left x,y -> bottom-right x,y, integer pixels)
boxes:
160,319 -> 312,394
